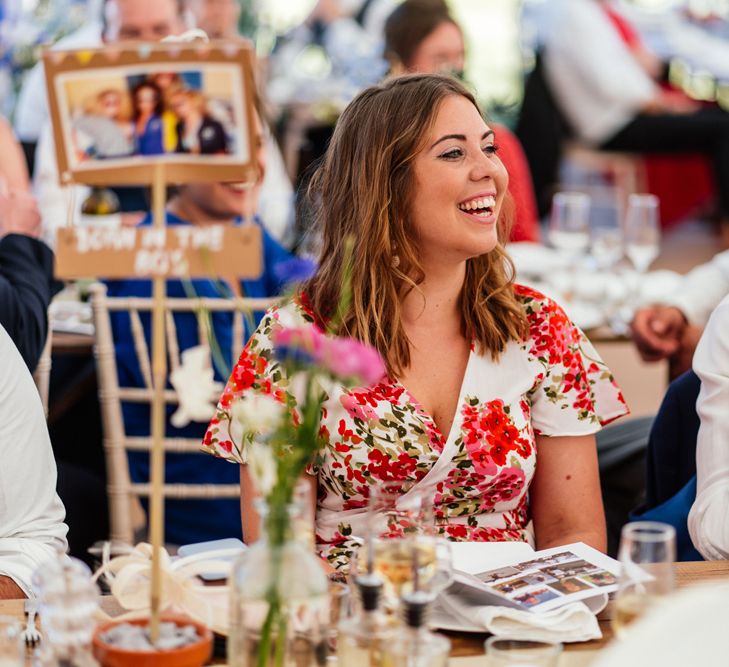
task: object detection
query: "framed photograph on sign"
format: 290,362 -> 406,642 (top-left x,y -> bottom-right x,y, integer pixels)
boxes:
43,41 -> 257,186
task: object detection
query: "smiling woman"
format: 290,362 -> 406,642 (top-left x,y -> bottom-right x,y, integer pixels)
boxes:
203,74 -> 629,569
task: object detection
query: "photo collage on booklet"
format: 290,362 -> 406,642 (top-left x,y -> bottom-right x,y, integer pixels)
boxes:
475,550 -> 618,611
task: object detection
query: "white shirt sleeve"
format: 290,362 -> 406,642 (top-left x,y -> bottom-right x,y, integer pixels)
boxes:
666,250 -> 729,328
0,324 -> 68,595
543,0 -> 656,143
688,295 -> 729,559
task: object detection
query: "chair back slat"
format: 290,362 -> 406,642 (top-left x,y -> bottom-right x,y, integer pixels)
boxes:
89,281 -> 278,545
165,311 -> 180,374
129,309 -> 153,389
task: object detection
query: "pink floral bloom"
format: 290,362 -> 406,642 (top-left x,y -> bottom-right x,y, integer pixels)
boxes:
273,324 -> 386,386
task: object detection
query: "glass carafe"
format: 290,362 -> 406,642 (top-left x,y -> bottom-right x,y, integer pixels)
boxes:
228,497 -> 330,667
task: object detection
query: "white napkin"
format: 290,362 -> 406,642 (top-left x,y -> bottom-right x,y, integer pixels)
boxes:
432,593 -> 602,643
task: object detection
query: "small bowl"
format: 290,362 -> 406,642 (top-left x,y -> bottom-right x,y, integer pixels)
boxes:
92,614 -> 213,667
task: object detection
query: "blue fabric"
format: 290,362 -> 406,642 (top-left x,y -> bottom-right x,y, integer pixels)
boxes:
135,115 -> 165,155
631,477 -> 702,561
645,370 -> 701,508
105,211 -> 293,545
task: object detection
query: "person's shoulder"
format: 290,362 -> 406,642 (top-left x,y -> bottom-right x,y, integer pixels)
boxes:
513,283 -> 565,313
707,293 -> 729,328
258,292 -> 317,330
513,283 -> 573,332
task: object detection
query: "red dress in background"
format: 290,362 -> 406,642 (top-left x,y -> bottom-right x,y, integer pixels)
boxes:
494,123 -> 541,243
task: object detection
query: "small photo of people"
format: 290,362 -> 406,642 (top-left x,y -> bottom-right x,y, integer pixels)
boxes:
579,571 -> 617,587
60,63 -> 244,167
476,566 -> 523,583
513,587 -> 560,608
548,577 -> 593,595
542,560 -> 596,579
493,577 -> 531,594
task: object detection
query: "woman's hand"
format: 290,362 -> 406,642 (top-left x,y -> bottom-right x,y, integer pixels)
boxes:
530,434 -> 607,553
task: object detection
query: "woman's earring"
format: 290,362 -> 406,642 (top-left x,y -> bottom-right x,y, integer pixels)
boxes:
391,254 -> 400,269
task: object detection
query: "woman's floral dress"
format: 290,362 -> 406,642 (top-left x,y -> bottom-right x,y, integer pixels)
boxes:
202,285 -> 629,569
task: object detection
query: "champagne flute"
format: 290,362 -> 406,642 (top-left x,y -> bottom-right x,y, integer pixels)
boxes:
624,194 -> 660,274
590,219 -> 624,271
548,192 -> 591,258
361,484 -> 451,607
612,521 -> 676,639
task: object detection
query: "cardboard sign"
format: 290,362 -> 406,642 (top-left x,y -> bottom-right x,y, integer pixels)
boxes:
43,41 -> 258,186
55,224 -> 262,291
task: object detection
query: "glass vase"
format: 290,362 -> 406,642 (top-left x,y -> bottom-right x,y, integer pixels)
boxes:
228,496 -> 330,667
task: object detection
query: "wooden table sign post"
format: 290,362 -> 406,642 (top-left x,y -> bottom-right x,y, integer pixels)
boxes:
45,40 -> 261,643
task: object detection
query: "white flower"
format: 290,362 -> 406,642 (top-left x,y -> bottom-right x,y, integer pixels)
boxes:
169,346 -> 220,428
232,392 -> 284,437
246,441 -> 277,495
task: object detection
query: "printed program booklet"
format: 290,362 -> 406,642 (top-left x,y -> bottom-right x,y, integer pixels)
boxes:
444,542 -> 620,615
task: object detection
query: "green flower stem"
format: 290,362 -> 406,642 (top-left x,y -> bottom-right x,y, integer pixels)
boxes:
254,372 -> 327,665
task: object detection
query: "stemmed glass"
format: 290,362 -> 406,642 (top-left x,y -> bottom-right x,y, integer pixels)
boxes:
590,218 -> 624,271
612,521 -> 676,639
548,192 -> 591,298
361,484 -> 452,608
548,192 -> 591,259
624,194 -> 660,275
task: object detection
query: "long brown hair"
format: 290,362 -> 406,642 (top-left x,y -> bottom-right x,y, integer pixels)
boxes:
304,74 -> 528,377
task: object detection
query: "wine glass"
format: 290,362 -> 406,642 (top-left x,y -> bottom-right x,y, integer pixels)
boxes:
612,521 -> 676,639
361,485 -> 452,606
548,192 -> 591,259
590,219 -> 624,271
624,194 -> 660,274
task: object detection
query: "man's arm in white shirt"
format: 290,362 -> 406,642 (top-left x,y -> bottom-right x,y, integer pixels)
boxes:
669,250 -> 729,328
688,295 -> 729,559
0,324 -> 68,596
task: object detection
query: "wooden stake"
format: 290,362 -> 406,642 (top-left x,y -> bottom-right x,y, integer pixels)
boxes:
149,162 -> 167,644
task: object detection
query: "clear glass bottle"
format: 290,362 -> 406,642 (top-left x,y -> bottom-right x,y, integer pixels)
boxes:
228,494 -> 329,667
381,592 -> 450,667
336,574 -> 396,667
32,555 -> 101,667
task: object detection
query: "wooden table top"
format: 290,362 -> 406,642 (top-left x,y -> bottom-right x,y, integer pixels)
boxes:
2,561 -> 727,665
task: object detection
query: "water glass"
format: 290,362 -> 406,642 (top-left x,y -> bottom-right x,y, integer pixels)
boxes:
0,616 -> 23,667
624,193 -> 660,273
612,521 -> 676,638
484,637 -> 562,666
548,192 -> 591,257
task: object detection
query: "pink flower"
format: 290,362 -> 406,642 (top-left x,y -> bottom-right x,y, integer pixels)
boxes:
273,325 -> 386,387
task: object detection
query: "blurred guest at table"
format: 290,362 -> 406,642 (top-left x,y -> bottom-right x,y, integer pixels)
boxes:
184,0 -> 240,40
0,117 -> 57,373
540,0 -> 729,241
631,250 -> 729,377
383,0 -> 540,243
131,81 -> 166,156
170,88 -> 228,155
73,88 -> 134,159
0,322 -> 68,598
106,106 -> 310,545
204,75 -> 628,568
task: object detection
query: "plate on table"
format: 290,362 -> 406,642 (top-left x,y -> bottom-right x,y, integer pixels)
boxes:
177,537 -> 246,581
